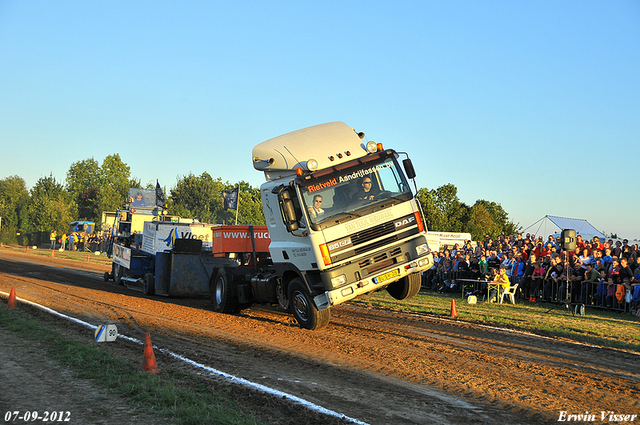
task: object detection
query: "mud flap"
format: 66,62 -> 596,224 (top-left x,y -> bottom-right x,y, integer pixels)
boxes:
313,293 -> 330,310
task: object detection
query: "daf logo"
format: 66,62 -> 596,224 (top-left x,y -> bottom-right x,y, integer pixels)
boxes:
395,216 -> 415,229
328,238 -> 352,251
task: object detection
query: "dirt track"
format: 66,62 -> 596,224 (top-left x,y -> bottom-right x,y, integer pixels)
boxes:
1,248 -> 640,424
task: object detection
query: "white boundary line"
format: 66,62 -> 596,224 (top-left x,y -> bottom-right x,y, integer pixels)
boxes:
0,292 -> 369,425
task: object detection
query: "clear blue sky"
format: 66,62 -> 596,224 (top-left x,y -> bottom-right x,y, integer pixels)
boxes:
1,1 -> 639,240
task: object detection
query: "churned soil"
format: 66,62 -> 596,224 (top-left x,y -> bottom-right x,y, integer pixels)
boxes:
1,247 -> 639,425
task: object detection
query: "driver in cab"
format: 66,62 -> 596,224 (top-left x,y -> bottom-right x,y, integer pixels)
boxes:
356,177 -> 379,201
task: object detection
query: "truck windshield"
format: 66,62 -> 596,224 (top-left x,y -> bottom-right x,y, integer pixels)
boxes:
298,152 -> 412,229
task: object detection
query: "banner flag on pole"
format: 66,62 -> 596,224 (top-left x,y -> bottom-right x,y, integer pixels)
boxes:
222,186 -> 239,210
155,180 -> 165,207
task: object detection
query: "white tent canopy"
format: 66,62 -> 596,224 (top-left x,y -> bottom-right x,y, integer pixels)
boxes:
522,215 -> 607,241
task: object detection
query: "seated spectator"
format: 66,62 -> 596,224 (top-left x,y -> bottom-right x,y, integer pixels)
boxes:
582,262 -> 601,305
522,254 -> 537,300
619,257 -> 635,287
511,253 -> 525,285
530,261 -> 545,302
543,263 -> 564,302
487,251 -> 501,272
603,277 -> 617,308
488,266 -> 511,302
474,242 -> 484,259
477,255 -> 489,280
558,262 -> 582,303
533,241 -> 547,260
602,248 -> 613,270
501,252 -> 515,278
613,241 -> 623,258
592,236 -> 604,251
608,258 -> 621,284
579,248 -> 593,268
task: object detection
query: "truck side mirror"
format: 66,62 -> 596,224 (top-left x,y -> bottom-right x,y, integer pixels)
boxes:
403,158 -> 416,180
278,189 -> 300,232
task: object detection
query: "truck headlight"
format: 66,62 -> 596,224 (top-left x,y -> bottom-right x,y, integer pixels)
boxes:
418,258 -> 431,268
416,243 -> 430,256
331,274 -> 347,288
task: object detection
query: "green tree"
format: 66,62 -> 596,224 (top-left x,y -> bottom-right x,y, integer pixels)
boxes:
170,175 -> 264,225
170,172 -> 226,223
66,158 -> 101,221
98,154 -> 140,213
470,200 -> 521,238
26,174 -> 77,235
0,176 -> 29,243
416,184 -> 466,232
467,203 -> 499,240
66,154 -> 140,223
225,181 -> 265,225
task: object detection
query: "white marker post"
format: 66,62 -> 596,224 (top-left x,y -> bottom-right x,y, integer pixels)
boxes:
95,324 -> 118,342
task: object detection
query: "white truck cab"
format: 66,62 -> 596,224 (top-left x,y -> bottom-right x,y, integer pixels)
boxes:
253,122 -> 434,329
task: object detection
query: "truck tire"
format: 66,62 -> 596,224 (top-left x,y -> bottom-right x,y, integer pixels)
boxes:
103,271 -> 111,282
288,278 -> 330,330
211,269 -> 238,313
143,273 -> 154,295
386,273 -> 421,300
113,264 -> 125,286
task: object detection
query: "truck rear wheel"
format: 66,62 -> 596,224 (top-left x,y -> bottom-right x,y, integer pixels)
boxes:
386,273 -> 421,300
113,264 -> 124,285
288,278 -> 330,330
143,273 -> 154,295
211,269 -> 238,313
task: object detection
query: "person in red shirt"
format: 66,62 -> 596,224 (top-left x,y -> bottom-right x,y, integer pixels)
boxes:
533,242 -> 548,260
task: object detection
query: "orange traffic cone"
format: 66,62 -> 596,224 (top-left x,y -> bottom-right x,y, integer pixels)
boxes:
26,246 -> 29,253
142,332 -> 159,373
450,299 -> 458,318
87,253 -> 91,262
50,249 -> 55,258
8,287 -> 17,309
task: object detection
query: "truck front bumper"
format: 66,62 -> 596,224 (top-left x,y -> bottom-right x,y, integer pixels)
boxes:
314,249 -> 433,310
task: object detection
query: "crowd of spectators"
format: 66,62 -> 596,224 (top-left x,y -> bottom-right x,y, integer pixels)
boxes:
423,233 -> 640,312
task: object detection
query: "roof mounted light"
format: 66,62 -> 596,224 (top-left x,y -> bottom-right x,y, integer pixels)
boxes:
306,158 -> 318,171
366,141 -> 378,153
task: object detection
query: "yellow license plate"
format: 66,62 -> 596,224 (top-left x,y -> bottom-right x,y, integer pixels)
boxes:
373,269 -> 400,284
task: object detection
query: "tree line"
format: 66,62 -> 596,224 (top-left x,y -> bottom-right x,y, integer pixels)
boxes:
0,154 -> 520,245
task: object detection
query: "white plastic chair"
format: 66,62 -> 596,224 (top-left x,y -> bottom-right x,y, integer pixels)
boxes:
500,284 -> 519,304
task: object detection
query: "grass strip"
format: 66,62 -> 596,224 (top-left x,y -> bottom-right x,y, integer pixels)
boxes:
0,306 -> 262,425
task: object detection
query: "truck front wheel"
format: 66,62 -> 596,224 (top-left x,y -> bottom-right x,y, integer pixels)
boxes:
386,273 -> 421,300
211,269 -> 238,313
288,278 -> 330,330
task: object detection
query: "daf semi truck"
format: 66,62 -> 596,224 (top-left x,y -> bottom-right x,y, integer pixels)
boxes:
106,121 -> 434,330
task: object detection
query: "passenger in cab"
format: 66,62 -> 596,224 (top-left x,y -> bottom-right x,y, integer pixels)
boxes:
307,195 -> 325,219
